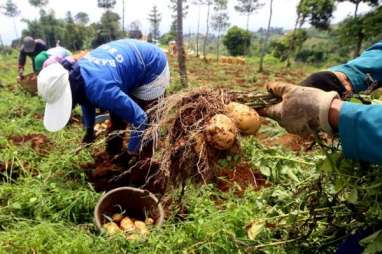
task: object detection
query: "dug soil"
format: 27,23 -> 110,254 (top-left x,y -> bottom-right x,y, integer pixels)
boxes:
81,151 -> 165,194
9,133 -> 52,155
217,163 -> 268,194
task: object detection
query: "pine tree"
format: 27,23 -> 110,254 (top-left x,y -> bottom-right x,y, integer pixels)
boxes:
212,0 -> 230,61
148,5 -> 162,41
234,0 -> 264,31
192,0 -> 204,56
259,0 -> 273,72
0,0 -> 21,39
202,0 -> 213,60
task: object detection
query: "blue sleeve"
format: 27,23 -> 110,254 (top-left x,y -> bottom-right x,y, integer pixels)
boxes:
81,103 -> 96,129
339,102 -> 382,163
329,40 -> 382,93
87,84 -> 148,153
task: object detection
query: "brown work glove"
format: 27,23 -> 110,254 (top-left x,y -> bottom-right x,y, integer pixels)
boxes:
260,82 -> 340,136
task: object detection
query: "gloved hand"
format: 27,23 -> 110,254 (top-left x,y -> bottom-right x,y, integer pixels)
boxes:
82,128 -> 96,145
18,67 -> 24,80
260,82 -> 340,136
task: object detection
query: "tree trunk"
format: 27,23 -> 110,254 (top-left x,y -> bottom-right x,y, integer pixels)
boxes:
203,2 -> 211,61
196,4 -> 201,57
176,0 -> 188,87
0,34 -> 4,47
216,32 -> 221,61
286,13 -> 300,68
259,0 -> 273,73
12,17 -> 19,41
246,14 -> 250,31
354,30 -> 363,58
354,1 -> 360,18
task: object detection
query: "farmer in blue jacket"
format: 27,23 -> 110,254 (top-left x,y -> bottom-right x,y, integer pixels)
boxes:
261,41 -> 382,163
37,39 -> 169,161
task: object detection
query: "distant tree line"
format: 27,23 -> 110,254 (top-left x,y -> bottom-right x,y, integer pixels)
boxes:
1,0 -> 382,72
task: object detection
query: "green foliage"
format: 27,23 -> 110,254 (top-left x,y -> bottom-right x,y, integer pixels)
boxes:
127,21 -> 143,40
1,38 -> 382,253
97,0 -> 116,9
211,11 -> 230,33
28,0 -> 48,8
297,0 -> 336,30
0,0 -> 20,18
295,48 -> 326,64
234,0 -> 263,16
21,10 -> 95,50
223,26 -> 251,56
74,12 -> 90,25
91,11 -> 124,48
160,21 -> 176,45
360,229 -> 382,254
270,29 -> 308,62
334,6 -> 382,56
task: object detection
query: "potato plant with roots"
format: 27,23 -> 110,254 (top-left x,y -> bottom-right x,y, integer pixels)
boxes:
1,52 -> 382,254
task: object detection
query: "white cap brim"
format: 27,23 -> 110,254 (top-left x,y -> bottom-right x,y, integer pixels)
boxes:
43,78 -> 72,132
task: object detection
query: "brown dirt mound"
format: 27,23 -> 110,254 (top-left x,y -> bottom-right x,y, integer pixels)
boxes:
9,133 -> 52,155
81,151 -> 164,194
217,163 -> 268,194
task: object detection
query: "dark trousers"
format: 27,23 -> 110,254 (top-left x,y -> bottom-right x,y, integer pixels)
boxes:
106,96 -> 158,156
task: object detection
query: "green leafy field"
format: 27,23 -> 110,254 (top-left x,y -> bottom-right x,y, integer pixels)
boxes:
1,52 -> 382,254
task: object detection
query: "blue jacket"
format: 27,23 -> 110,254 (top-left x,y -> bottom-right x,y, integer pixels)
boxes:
329,41 -> 382,163
77,39 -> 167,152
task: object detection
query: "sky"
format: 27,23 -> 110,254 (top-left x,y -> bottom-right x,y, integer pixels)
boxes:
0,0 -> 372,45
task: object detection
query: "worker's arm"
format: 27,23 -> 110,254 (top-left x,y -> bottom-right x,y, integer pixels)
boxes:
261,82 -> 382,164
87,84 -> 148,153
329,41 -> 382,93
329,100 -> 382,163
302,41 -> 382,96
18,49 -> 27,78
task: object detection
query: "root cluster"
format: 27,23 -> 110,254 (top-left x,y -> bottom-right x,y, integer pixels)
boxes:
143,88 -> 233,189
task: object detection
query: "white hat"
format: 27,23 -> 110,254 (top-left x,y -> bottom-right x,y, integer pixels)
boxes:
37,63 -> 72,132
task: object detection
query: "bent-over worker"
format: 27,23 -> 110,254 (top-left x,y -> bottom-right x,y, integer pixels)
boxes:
37,39 -> 170,162
18,36 -> 47,79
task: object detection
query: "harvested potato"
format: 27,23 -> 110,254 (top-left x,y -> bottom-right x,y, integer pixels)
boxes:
145,217 -> 154,225
134,220 -> 149,235
204,114 -> 237,150
112,213 -> 124,223
120,217 -> 135,232
103,222 -> 122,236
225,102 -> 261,135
